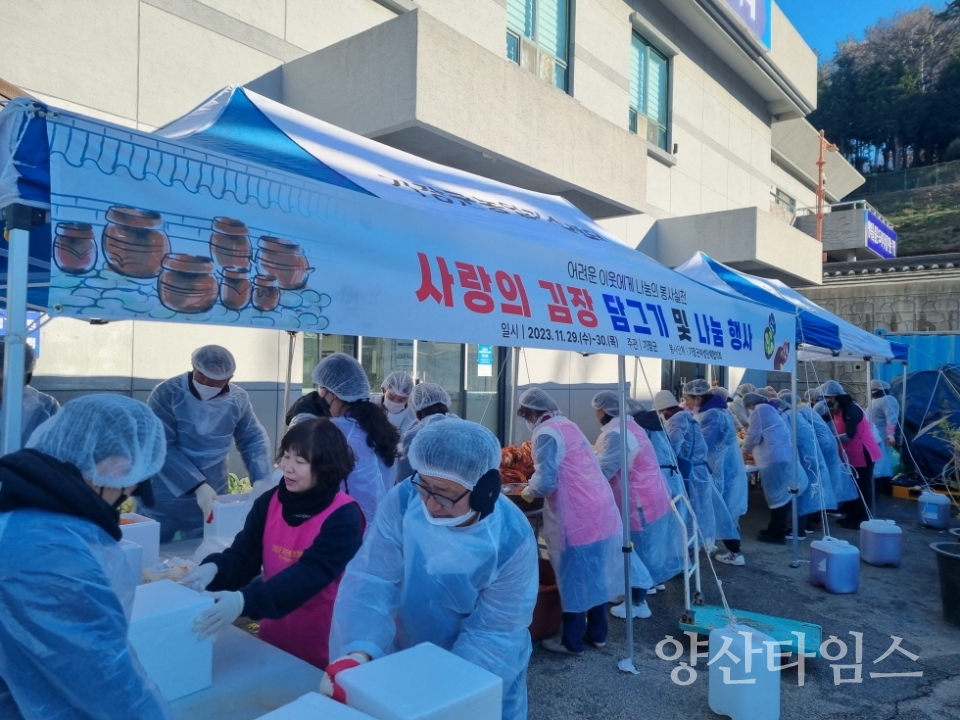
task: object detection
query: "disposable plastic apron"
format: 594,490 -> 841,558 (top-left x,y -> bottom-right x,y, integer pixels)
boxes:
258,491 -> 358,668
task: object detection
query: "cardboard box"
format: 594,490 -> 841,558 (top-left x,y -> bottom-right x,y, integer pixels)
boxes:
121,513 -> 160,570
258,693 -> 376,719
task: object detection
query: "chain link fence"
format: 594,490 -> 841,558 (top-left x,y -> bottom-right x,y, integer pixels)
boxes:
862,160 -> 960,194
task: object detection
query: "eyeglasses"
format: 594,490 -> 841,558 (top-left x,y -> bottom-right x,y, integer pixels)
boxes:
411,474 -> 470,509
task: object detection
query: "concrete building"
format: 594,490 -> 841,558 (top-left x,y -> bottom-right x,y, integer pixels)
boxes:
1,0 -> 863,454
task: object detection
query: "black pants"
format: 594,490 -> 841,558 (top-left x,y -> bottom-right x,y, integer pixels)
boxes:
839,460 -> 874,525
765,503 -> 792,538
722,539 -> 741,554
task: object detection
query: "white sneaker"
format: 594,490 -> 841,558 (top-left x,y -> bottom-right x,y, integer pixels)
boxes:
609,600 -> 652,619
715,552 -> 746,566
655,584 -> 666,591
645,586 -> 656,596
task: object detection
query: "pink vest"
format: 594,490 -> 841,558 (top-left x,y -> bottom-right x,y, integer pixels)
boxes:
833,407 -> 882,468
257,491 -> 359,669
608,420 -> 672,532
542,417 -> 621,549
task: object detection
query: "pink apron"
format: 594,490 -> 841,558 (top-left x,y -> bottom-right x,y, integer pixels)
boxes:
608,420 -> 672,531
833,408 -> 882,468
258,491 -> 359,669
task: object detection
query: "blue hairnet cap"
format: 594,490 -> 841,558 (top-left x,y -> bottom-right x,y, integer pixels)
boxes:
870,379 -> 890,391
408,418 -> 501,490
821,380 -> 845,397
779,392 -> 796,407
518,387 -> 559,413
0,343 -> 36,375
191,345 -> 236,381
741,392 -> 767,407
27,395 -> 166,488
312,353 -> 371,402
382,371 -> 414,397
736,383 -> 756,396
591,390 -> 623,417
682,378 -> 711,396
410,382 -> 450,412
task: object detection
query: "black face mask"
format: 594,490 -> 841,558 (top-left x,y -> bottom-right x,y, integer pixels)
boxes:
99,487 -> 129,511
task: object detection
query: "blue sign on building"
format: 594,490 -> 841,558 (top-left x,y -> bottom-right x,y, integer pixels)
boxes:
0,311 -> 42,356
723,0 -> 772,48
477,345 -> 494,377
865,211 -> 897,259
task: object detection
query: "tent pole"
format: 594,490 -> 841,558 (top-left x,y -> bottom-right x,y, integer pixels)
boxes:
790,370 -> 800,568
281,332 -> 297,433
617,354 -> 638,674
900,362 -> 907,438
1,205 -> 35,456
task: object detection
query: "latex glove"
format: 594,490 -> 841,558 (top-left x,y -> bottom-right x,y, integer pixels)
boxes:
520,487 -> 536,503
320,652 -> 370,703
193,591 -> 244,640
886,436 -> 896,447
180,562 -> 218,592
195,482 -> 218,521
250,474 -> 279,502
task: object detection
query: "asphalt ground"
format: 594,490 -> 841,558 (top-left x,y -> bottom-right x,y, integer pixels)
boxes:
526,485 -> 960,720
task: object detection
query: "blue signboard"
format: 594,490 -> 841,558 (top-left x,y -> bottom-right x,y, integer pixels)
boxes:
723,0 -> 772,48
477,345 -> 494,377
865,211 -> 897,259
0,311 -> 42,356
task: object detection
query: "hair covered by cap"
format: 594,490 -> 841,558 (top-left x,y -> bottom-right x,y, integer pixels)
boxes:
518,387 -> 560,413
682,378 -> 711,396
821,380 -> 845,397
591,390 -> 624,417
311,353 -> 371,402
191,345 -> 236,381
408,418 -> 501,490
27,394 -> 166,488
870,379 -> 890,391
382,371 -> 414,397
653,390 -> 679,411
410,382 -> 451,412
737,383 -> 757,396
741,392 -> 768,407
0,343 -> 37,375
626,398 -> 647,414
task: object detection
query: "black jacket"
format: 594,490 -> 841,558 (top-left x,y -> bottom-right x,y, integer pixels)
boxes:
204,485 -> 363,621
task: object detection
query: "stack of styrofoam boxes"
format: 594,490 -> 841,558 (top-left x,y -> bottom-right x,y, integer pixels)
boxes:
119,539 -> 143,580
338,643 -> 502,720
128,580 -> 214,701
121,513 -> 160,572
205,492 -> 253,542
257,693 -> 377,719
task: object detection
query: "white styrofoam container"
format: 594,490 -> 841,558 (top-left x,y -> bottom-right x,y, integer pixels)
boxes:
121,513 -> 160,570
204,492 -> 253,541
129,580 -> 214,701
120,539 -> 143,581
257,693 -> 377,719
338,643 -> 502,720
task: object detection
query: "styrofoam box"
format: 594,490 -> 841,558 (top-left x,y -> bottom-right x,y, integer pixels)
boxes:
204,492 -> 252,541
129,580 -> 214,701
121,513 -> 160,571
120,539 -> 143,581
257,693 -> 377,719
338,643 -> 502,720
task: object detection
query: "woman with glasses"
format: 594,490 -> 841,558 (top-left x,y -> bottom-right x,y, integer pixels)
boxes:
324,418 -> 538,720
517,388 -> 621,658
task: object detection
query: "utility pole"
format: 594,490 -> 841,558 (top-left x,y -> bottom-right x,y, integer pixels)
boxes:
816,129 -> 839,261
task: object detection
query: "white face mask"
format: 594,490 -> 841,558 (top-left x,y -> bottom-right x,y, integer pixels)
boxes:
192,378 -> 225,401
525,420 -> 538,433
383,398 -> 407,414
424,507 -> 477,527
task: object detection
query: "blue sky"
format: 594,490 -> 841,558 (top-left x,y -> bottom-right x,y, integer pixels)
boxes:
775,0 -> 948,59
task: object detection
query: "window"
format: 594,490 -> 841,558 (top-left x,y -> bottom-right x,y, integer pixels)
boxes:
630,33 -> 669,150
772,186 -> 797,214
506,0 -> 570,92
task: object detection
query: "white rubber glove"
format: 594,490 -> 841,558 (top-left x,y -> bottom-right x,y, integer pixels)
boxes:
180,562 -> 218,592
250,473 -> 280,502
193,591 -> 244,640
320,652 -> 370,703
520,487 -> 536,503
195,482 -> 218,520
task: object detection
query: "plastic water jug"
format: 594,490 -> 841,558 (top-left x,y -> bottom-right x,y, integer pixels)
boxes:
809,538 -> 860,594
918,492 -> 951,530
859,519 -> 902,567
708,625 -> 780,720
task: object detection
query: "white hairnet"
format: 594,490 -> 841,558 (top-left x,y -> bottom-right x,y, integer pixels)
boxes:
191,345 -> 236,381
682,378 -> 711,396
382,371 -> 414,397
736,383 -> 756,396
409,382 -> 451,412
653,390 -> 679,411
821,380 -> 845,397
871,379 -> 890,391
779,392 -> 796,407
27,395 -> 165,488
518,387 -> 559,413
289,413 -> 317,427
0,343 -> 37,375
407,418 -> 501,490
591,390 -> 623,417
627,398 -> 647,415
741,392 -> 767,407
712,387 -> 731,399
311,353 -> 371,402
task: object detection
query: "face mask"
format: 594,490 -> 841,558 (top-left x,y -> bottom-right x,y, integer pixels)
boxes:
193,378 -> 225,401
384,398 -> 407,414
525,420 -> 538,433
424,507 -> 477,527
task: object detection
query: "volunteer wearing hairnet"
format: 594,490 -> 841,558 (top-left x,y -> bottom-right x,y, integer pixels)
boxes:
683,380 -> 747,566
869,379 -> 900,492
0,395 -> 169,720
730,383 -> 754,429
312,353 -> 400,526
0,343 -> 60,450
142,346 -> 273,542
371,371 -> 416,436
517,388 -> 621,657
741,393 -> 807,543
821,380 -> 881,529
592,391 -> 682,616
654,390 -> 722,549
395,382 -> 454,483
326,419 -> 537,720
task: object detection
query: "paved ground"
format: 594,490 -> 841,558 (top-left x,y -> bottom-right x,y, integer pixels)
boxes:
526,486 -> 960,720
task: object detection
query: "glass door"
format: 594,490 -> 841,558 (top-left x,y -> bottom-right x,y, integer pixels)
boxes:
416,341 -> 464,417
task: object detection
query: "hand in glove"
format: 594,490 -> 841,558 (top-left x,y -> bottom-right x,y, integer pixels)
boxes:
520,487 -> 536,503
195,482 -> 218,521
250,474 -> 279,502
886,436 -> 896,447
193,591 -> 244,640
320,652 -> 370,703
180,562 -> 218,592
837,434 -> 850,443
